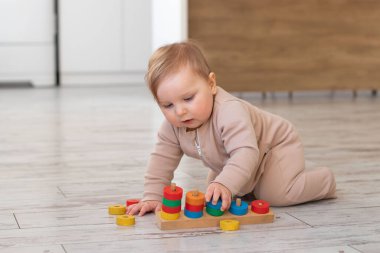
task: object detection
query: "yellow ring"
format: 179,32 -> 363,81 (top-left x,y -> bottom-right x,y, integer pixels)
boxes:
108,204 -> 126,215
220,220 -> 240,231
116,215 -> 135,226
160,211 -> 180,220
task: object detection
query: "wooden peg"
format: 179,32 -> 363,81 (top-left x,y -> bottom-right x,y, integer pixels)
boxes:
236,198 -> 241,207
171,183 -> 176,191
192,189 -> 199,197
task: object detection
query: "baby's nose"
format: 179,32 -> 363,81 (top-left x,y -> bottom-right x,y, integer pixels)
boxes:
175,105 -> 187,116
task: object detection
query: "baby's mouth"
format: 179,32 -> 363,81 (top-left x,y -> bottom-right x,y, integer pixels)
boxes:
182,119 -> 193,124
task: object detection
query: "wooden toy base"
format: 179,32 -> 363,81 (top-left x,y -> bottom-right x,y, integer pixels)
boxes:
156,208 -> 275,230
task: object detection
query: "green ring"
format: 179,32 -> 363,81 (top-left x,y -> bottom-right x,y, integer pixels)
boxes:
162,197 -> 181,207
206,206 -> 224,216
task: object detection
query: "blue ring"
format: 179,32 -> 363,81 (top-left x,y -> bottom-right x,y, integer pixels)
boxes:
206,199 -> 222,209
184,209 -> 203,219
229,200 -> 248,216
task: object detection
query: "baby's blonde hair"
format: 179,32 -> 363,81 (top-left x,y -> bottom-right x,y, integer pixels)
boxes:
145,41 -> 211,101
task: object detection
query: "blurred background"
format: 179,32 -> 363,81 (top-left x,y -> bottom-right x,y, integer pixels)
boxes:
0,0 -> 186,88
0,0 -> 379,94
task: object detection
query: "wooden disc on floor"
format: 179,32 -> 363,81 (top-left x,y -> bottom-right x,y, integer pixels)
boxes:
116,215 -> 135,226
220,220 -> 240,231
108,204 -> 126,215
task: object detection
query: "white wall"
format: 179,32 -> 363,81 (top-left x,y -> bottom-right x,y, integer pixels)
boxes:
152,0 -> 188,51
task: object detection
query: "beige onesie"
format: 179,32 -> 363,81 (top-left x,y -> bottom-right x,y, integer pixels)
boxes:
142,87 -> 336,206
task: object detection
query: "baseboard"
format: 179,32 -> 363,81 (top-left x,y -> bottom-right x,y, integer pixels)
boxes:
61,71 -> 145,86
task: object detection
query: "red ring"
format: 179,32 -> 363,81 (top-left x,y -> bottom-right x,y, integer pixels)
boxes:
126,199 -> 140,207
185,202 -> 204,212
251,200 -> 270,214
163,185 -> 183,200
162,204 -> 182,214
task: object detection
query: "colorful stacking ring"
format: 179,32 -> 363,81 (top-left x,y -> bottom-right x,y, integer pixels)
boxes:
163,185 -> 183,200
186,191 -> 205,206
160,211 -> 180,220
251,200 -> 270,214
184,209 -> 203,219
206,206 -> 224,216
160,183 -> 182,220
220,220 -> 240,231
183,190 -> 204,219
162,198 -> 181,207
185,203 -> 204,212
206,199 -> 223,210
229,200 -> 248,216
116,215 -> 135,226
161,204 -> 182,214
108,204 -> 126,215
126,199 -> 140,207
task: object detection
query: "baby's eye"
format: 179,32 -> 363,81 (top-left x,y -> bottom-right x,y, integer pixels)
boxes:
184,96 -> 194,102
162,103 -> 173,109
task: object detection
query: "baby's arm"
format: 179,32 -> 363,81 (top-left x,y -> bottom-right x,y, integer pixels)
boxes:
205,182 -> 232,211
211,101 -> 260,202
136,120 -> 183,216
126,200 -> 162,216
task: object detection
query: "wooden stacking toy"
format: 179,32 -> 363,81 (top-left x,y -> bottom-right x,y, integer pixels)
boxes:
160,183 -> 183,220
184,190 -> 205,219
156,183 -> 275,230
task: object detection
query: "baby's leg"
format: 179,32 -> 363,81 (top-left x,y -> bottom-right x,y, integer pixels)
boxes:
254,138 -> 336,206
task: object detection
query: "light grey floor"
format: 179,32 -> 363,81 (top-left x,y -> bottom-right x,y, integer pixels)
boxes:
0,86 -> 379,253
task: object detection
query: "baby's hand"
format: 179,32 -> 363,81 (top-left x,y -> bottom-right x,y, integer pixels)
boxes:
126,200 -> 161,216
205,182 -> 232,211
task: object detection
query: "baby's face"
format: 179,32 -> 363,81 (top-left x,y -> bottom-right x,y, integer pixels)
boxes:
156,65 -> 216,129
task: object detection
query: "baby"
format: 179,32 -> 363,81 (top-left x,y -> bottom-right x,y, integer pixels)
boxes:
127,41 -> 336,216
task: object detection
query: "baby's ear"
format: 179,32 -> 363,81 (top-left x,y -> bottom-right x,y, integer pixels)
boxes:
208,72 -> 217,94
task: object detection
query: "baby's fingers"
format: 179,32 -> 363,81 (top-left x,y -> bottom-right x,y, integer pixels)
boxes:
154,203 -> 162,213
221,193 -> 231,211
205,184 -> 216,202
127,203 -> 141,215
138,203 -> 153,216
211,189 -> 221,205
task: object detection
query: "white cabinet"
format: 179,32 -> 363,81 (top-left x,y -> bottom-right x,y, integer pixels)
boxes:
0,0 -> 186,87
60,0 -> 152,85
0,0 -> 55,87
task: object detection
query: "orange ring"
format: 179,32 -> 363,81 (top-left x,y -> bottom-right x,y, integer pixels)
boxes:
185,191 -> 205,206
